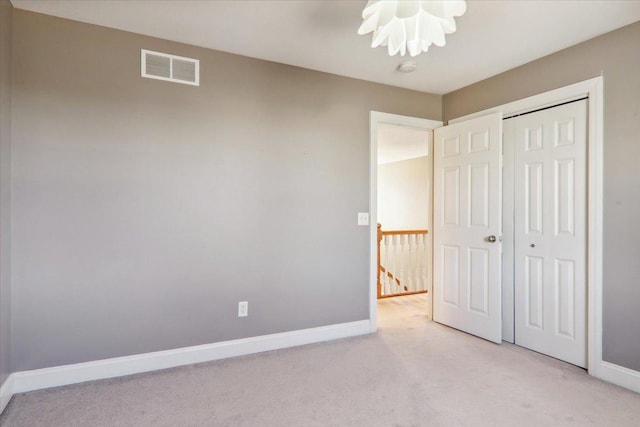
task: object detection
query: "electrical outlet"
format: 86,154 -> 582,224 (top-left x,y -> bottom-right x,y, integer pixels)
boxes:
238,301 -> 248,317
357,212 -> 369,226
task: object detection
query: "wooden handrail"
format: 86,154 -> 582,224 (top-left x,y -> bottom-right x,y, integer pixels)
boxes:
380,229 -> 428,236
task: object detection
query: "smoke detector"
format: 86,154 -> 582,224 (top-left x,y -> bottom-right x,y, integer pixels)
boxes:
397,61 -> 417,73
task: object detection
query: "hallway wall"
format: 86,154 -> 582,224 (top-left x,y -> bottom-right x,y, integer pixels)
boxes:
377,156 -> 430,231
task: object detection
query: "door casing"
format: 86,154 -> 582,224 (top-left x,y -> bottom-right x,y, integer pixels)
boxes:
368,112 -> 442,332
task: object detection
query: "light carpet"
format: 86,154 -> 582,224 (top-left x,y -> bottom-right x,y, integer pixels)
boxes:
1,294 -> 639,426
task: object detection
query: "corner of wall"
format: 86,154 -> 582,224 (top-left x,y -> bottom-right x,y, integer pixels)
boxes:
0,373 -> 13,415
0,0 -> 14,393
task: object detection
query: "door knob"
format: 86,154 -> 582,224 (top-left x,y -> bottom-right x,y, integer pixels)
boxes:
487,235 -> 497,243
530,243 -> 536,248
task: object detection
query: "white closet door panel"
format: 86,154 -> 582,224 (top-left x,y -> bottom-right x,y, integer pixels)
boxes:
525,255 -> 544,329
513,100 -> 587,367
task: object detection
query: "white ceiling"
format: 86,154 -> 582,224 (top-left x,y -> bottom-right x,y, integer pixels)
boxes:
377,124 -> 429,165
11,0 -> 640,94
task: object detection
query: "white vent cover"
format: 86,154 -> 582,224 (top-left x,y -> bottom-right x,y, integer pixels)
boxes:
141,49 -> 199,86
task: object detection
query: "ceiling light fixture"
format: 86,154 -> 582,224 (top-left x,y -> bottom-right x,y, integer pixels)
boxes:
357,0 -> 467,57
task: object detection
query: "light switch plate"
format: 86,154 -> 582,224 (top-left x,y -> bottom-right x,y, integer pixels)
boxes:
357,212 -> 369,226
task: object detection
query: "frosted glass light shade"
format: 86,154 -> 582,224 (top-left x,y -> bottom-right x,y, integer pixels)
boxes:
357,0 -> 467,57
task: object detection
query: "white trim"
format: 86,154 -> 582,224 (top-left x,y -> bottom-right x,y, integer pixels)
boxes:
8,320 -> 369,395
368,111 -> 442,331
586,77 -> 604,378
595,362 -> 640,394
3,324 -> 637,417
449,77 -> 619,389
0,374 -> 14,414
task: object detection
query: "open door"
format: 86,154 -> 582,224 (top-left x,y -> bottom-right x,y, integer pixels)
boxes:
433,113 -> 503,344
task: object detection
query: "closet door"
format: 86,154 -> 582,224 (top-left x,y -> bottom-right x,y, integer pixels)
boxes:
513,100 -> 587,367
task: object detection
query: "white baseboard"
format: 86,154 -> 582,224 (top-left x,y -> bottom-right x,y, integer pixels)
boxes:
2,321 -> 638,416
596,361 -> 640,394
11,320 -> 370,395
0,374 -> 14,415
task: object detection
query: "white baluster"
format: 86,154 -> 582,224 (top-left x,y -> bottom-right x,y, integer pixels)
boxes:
425,232 -> 430,292
403,234 -> 410,293
402,234 -> 414,292
419,233 -> 427,291
384,234 -> 392,295
379,234 -> 384,296
396,234 -> 406,294
414,233 -> 421,292
410,233 -> 418,292
389,234 -> 395,295
392,234 -> 399,295
393,234 -> 404,294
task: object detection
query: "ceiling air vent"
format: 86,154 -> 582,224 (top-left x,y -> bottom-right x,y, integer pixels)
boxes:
141,49 -> 199,86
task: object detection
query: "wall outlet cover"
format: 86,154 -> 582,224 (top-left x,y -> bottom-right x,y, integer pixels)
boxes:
238,301 -> 248,317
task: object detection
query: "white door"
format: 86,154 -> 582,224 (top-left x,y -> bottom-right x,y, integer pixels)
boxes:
433,113 -> 503,344
512,100 -> 587,367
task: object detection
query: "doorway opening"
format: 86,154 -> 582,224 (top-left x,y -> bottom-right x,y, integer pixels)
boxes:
377,123 -> 431,300
368,112 -> 442,331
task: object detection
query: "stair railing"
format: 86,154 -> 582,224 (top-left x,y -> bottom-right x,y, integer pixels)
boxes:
377,223 -> 428,298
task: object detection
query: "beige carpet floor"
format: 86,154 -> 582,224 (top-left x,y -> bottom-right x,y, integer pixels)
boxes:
1,294 -> 639,426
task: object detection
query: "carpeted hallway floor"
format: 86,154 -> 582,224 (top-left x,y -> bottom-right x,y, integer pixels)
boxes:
1,294 -> 639,426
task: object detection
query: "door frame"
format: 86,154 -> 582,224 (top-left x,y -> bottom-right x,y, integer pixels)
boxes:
449,77 -> 603,376
368,111 -> 442,332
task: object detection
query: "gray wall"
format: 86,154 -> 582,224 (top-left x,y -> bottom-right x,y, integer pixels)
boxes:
0,0 -> 12,385
11,10 -> 441,371
443,22 -> 640,371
